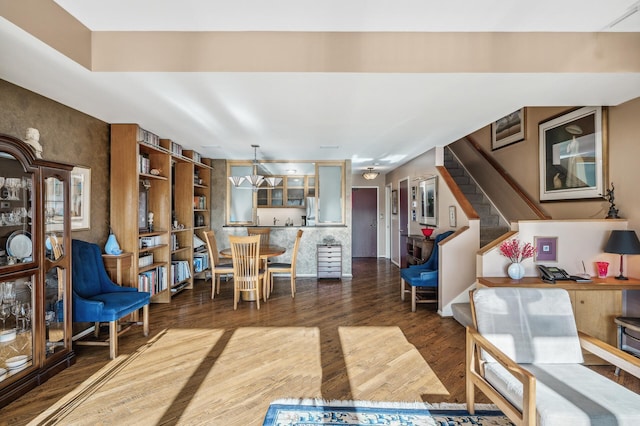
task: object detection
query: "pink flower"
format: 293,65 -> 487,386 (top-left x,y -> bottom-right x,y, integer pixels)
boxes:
498,239 -> 535,263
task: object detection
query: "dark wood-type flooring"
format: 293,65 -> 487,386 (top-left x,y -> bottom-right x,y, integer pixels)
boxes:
1,258 -> 639,424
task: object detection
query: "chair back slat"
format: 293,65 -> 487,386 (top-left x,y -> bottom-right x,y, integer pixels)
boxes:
290,229 -> 304,272
247,227 -> 270,246
204,230 -> 222,267
229,235 -> 261,291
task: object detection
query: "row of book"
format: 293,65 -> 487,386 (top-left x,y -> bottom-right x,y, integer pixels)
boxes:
171,260 -> 191,285
137,127 -> 160,146
194,195 -> 206,209
138,154 -> 151,174
138,266 -> 167,295
193,251 -> 210,273
140,235 -> 162,249
139,253 -> 154,268
168,140 -> 183,156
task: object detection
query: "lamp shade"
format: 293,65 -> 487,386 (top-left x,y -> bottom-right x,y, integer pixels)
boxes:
362,167 -> 379,180
604,230 -> 640,255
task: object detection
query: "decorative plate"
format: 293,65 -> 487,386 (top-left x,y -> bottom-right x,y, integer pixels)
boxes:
6,231 -> 32,259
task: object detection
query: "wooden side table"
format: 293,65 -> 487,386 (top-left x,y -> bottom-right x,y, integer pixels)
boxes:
102,252 -> 134,287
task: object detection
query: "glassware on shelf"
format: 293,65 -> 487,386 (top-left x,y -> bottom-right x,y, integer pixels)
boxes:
0,304 -> 10,329
2,282 -> 16,305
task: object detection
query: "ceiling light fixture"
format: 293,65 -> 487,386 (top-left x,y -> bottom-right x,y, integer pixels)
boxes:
362,167 -> 379,180
228,145 -> 282,191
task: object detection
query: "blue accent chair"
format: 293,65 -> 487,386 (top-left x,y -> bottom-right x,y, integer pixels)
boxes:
72,239 -> 151,359
400,231 -> 454,312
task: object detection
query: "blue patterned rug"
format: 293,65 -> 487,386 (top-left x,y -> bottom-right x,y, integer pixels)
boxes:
262,399 -> 514,426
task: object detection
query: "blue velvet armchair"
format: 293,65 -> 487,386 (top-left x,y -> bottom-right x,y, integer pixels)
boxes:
72,239 -> 151,359
400,230 -> 454,312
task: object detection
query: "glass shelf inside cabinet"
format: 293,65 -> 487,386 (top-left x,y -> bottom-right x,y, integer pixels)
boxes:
44,177 -> 66,261
0,153 -> 34,269
0,275 -> 35,376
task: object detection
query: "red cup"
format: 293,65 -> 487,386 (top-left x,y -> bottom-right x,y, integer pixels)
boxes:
596,261 -> 609,278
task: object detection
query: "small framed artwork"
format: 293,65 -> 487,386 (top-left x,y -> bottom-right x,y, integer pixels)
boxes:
534,236 -> 558,262
539,106 -> 607,201
391,190 -> 398,215
71,166 -> 91,230
492,108 -> 526,150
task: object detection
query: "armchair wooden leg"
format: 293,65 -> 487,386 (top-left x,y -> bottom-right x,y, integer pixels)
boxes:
291,275 -> 295,298
411,286 -> 417,312
142,304 -> 149,336
466,330 -> 476,414
401,278 -> 406,301
94,322 -> 100,338
212,276 -> 216,299
109,320 -> 118,359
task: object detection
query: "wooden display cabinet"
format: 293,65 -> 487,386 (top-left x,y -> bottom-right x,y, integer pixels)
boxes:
0,133 -> 74,408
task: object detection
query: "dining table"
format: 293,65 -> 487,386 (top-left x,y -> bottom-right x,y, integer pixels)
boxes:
219,244 -> 286,301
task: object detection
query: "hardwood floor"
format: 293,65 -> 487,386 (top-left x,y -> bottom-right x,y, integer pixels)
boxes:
1,258 -> 639,425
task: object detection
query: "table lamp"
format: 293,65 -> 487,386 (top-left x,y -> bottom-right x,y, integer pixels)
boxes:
604,230 -> 640,280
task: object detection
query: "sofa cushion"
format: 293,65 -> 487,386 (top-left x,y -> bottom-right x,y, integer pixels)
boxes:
473,287 -> 583,364
485,362 -> 640,426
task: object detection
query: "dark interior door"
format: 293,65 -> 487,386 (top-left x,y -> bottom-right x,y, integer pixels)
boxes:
352,187 -> 377,257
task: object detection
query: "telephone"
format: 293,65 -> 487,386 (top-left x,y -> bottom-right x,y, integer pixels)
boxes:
537,265 -> 592,283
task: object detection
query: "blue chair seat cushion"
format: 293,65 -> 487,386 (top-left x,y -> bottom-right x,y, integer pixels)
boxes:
401,268 -> 438,288
73,291 -> 150,323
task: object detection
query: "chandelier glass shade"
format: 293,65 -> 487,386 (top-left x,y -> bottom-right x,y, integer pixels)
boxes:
362,167 -> 379,180
228,145 -> 282,190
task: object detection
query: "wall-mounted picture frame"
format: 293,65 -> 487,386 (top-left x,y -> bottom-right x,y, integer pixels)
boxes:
492,108 -> 526,150
534,236 -> 558,262
539,106 -> 607,201
71,166 -> 91,230
449,205 -> 457,227
420,176 -> 437,226
391,189 -> 398,215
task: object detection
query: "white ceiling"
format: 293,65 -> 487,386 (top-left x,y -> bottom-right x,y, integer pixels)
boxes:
2,0 -> 640,174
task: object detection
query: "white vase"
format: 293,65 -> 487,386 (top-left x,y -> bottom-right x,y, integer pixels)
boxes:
507,262 -> 525,280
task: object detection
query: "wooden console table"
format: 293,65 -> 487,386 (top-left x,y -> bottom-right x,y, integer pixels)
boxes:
477,276 -> 640,362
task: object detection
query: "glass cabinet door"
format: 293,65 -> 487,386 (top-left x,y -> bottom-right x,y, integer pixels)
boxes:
43,176 -> 69,358
0,153 -> 35,270
0,274 -> 35,378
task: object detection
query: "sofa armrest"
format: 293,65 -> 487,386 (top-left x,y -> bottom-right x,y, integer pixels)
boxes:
578,331 -> 640,379
466,325 -> 536,425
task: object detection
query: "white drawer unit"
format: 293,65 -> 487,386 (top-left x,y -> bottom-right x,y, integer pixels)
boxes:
317,244 -> 342,279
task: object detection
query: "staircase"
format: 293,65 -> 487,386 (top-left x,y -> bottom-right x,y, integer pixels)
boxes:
444,147 -> 509,247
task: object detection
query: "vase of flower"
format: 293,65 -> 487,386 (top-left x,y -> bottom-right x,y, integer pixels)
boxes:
507,262 -> 525,280
499,238 -> 535,280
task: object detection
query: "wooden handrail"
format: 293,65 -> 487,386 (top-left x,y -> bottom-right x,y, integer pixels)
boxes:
463,136 -> 550,220
437,165 -> 480,220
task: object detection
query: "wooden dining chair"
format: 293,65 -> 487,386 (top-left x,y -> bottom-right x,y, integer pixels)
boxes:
267,230 -> 303,298
229,235 -> 265,310
203,230 -> 233,299
247,227 -> 270,246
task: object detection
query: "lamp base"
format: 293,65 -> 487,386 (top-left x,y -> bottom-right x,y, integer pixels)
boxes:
615,275 -> 629,280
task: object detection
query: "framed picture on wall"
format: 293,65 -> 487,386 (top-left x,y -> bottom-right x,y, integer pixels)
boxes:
492,108 -> 526,150
534,236 -> 558,262
420,176 -> 437,226
391,190 -> 398,215
539,106 -> 607,201
71,166 -> 91,230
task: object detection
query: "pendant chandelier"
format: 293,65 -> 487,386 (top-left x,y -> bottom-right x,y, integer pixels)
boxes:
362,167 -> 379,180
228,145 -> 282,190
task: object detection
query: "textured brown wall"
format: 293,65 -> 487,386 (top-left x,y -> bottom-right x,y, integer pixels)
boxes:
0,79 -> 110,245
